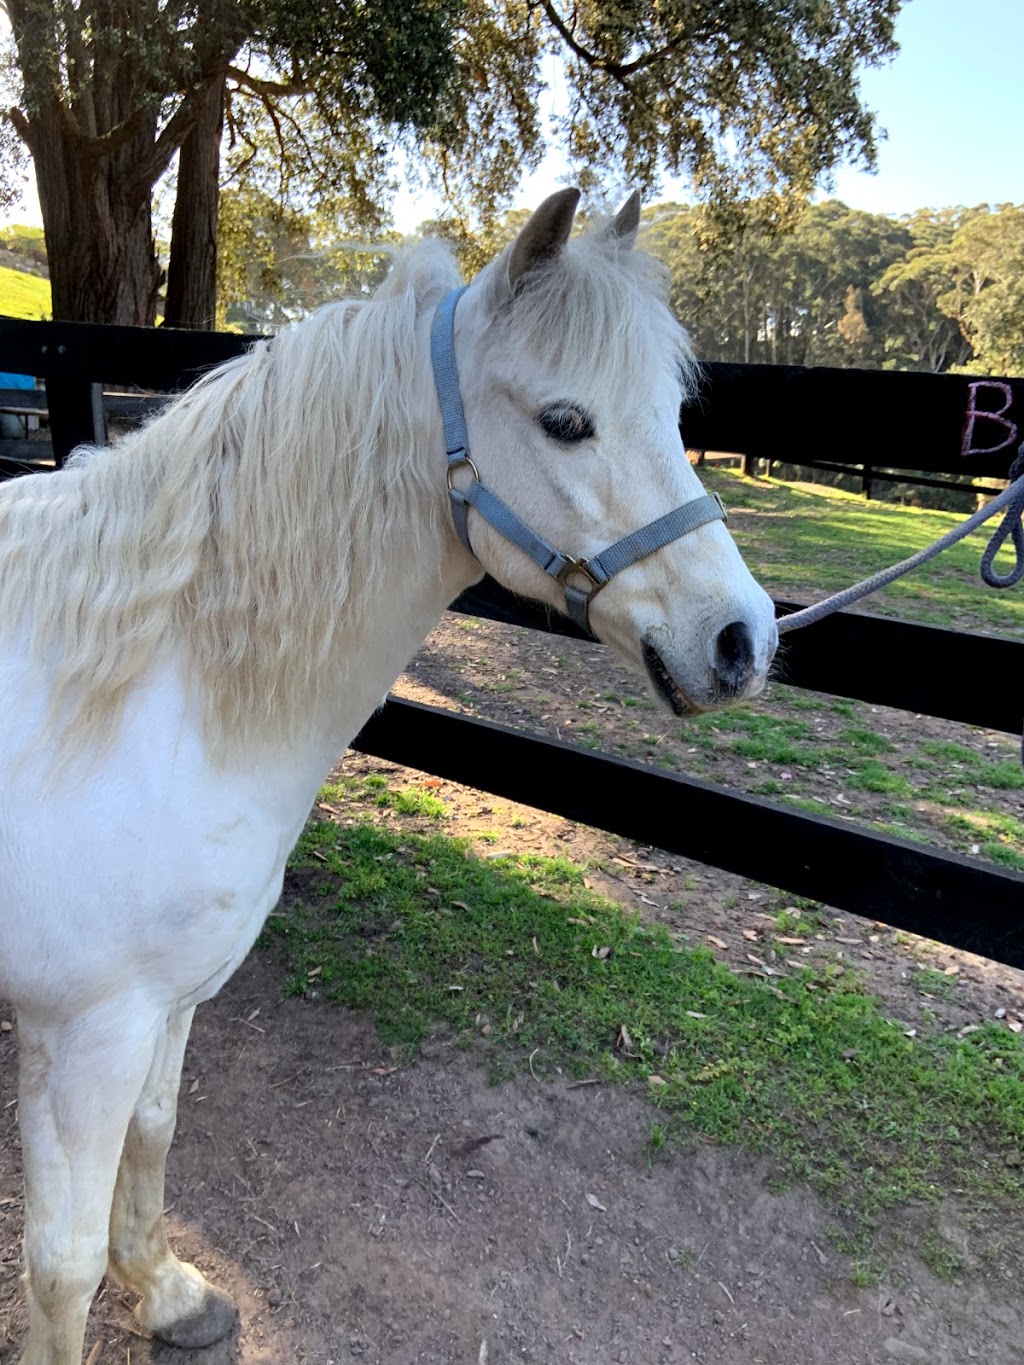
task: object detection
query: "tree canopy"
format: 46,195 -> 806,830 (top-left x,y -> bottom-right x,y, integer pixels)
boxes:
639,198 -> 1024,378
1,0 -> 904,326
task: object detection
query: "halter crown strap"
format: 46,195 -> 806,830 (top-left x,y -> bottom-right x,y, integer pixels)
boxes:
430,285 -> 727,633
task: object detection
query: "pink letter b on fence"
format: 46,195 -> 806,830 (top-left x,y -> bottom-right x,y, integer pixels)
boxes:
961,381 -> 1017,456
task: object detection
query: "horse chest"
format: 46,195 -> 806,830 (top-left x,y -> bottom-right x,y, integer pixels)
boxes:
0,648 -> 320,1015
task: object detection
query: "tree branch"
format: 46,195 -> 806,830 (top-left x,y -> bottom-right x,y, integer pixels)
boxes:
615,34 -> 686,79
227,64 -> 310,100
538,0 -> 683,89
123,71 -> 225,200
538,0 -> 605,71
78,106 -> 150,161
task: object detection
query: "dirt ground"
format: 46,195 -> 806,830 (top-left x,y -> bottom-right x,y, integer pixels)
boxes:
2,615 -> 1023,1365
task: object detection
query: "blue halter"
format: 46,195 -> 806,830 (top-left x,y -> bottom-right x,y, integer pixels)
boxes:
430,284 -> 727,634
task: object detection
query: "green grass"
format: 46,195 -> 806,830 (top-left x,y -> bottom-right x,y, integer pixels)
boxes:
704,466 -> 1024,639
269,815 -> 1024,1262
0,264 -> 51,320
320,774 -> 449,822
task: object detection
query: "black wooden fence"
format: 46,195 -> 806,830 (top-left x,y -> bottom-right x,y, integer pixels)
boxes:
2,316 -> 1022,969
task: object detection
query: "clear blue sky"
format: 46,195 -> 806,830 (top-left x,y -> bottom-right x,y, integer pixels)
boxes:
828,0 -> 1024,214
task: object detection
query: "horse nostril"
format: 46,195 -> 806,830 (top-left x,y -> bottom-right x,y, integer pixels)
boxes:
714,620 -> 755,695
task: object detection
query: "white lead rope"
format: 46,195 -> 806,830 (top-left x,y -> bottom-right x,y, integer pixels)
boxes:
772,447 -> 1024,766
777,449 -> 1024,636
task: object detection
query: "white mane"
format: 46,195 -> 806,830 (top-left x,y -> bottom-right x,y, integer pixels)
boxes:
0,238 -> 460,758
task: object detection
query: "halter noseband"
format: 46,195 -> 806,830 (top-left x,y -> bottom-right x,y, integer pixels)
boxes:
430,284 -> 727,634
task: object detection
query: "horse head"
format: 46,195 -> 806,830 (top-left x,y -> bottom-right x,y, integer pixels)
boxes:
439,188 -> 778,715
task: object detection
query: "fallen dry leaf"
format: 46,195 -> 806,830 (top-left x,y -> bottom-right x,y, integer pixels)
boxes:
585,1193 -> 607,1211
706,935 -> 728,950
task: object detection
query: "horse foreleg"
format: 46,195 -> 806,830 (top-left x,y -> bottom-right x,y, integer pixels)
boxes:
16,1005 -> 158,1365
107,1005 -> 236,1349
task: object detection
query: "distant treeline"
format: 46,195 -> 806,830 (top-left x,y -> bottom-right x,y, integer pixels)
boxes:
640,200 -> 1024,380
5,201 -> 1022,385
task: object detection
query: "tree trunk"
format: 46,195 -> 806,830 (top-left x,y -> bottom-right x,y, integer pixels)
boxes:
30,104 -> 163,326
164,75 -> 226,330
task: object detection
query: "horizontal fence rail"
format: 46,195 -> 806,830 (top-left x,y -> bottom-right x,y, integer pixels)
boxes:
1,318 -> 1021,478
353,698 -> 1024,972
685,362 -> 1024,481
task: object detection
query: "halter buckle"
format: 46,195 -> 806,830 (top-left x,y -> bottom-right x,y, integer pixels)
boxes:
711,491 -> 728,521
555,555 -> 606,592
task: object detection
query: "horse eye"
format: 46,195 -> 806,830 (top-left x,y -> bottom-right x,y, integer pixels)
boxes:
538,404 -> 595,444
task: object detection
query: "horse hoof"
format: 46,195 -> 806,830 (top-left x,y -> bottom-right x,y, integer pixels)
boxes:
152,1284 -> 238,1349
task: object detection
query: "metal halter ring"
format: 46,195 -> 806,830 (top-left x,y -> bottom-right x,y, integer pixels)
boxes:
446,454 -> 480,491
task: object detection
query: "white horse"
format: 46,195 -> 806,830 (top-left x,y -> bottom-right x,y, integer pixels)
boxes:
0,189 -> 777,1364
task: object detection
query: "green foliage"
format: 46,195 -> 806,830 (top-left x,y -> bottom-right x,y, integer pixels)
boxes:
216,186 -> 396,329
643,197 -> 1024,379
6,0 -> 905,322
0,223 -> 47,268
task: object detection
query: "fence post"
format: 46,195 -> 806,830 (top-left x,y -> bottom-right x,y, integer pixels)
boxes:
862,464 -> 873,500
741,452 -> 756,477
45,378 -> 107,466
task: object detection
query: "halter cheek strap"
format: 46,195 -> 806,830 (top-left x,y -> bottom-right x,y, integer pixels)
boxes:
430,285 -> 727,634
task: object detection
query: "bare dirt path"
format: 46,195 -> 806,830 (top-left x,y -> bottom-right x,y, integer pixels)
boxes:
2,948 -> 1021,1365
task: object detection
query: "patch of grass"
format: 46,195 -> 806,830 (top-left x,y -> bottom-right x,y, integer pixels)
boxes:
874,823 -> 931,844
979,763 -> 1024,792
844,761 -> 913,796
985,843 -> 1024,873
912,968 -> 961,1004
750,780 -> 787,796
916,741 -> 1024,792
318,776 -> 448,821
731,736 -> 808,764
938,808 -> 1024,868
774,909 -> 804,934
919,1232 -> 967,1283
272,820 -> 1024,1256
0,264 -> 51,320
920,741 -> 981,764
783,796 -> 834,817
839,726 -> 898,756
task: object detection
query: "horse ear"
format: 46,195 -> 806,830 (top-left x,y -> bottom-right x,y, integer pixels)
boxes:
608,190 -> 641,248
506,187 -> 581,292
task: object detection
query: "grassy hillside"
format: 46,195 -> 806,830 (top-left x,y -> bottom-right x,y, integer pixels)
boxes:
0,264 -> 51,320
